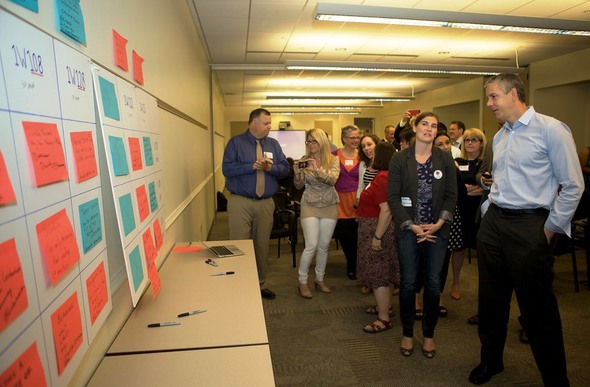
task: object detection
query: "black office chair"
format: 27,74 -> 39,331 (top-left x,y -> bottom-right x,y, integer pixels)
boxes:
270,191 -> 298,268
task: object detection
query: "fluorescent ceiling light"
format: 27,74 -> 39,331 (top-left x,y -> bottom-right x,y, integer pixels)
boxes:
265,96 -> 414,102
315,3 -> 590,37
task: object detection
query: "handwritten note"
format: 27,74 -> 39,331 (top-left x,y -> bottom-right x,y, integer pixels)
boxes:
50,292 -> 83,375
78,198 -> 102,254
128,245 -> 143,292
118,193 -> 136,236
112,29 -> 128,71
148,181 -> 158,212
85,261 -> 107,325
70,131 -> 97,183
132,50 -> 144,85
22,121 -> 68,187
142,229 -> 156,264
135,185 -> 149,222
128,137 -> 143,171
153,218 -> 163,251
172,245 -> 203,253
36,209 -> 80,285
0,342 -> 47,387
0,238 -> 29,332
143,136 -> 153,166
147,260 -> 160,299
56,0 -> 86,45
98,76 -> 120,121
0,150 -> 17,205
108,135 -> 129,176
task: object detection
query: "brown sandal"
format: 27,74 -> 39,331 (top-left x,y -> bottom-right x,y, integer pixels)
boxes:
363,318 -> 392,333
365,305 -> 395,317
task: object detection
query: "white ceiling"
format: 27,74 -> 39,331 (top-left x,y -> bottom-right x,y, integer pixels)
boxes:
188,0 -> 590,111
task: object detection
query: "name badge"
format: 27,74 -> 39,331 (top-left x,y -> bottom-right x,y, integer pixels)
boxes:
458,165 -> 469,172
401,197 -> 412,207
264,152 -> 273,159
344,159 -> 354,166
433,169 -> 443,179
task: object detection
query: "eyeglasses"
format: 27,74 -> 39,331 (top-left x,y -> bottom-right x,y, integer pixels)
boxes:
464,138 -> 481,143
345,136 -> 361,141
305,139 -> 318,145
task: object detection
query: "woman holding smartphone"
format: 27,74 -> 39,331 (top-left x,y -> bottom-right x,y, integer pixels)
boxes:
294,129 -> 340,298
388,112 -> 457,358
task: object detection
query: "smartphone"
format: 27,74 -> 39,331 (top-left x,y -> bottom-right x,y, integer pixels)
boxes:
298,161 -> 308,169
408,109 -> 421,116
482,172 -> 492,179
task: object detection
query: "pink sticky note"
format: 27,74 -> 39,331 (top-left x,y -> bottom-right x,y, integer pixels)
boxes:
147,260 -> 160,299
36,209 -> 80,285
142,229 -> 156,264
0,342 -> 48,387
0,150 -> 17,205
153,218 -> 163,251
113,29 -> 128,71
70,131 -> 98,183
172,245 -> 203,253
135,185 -> 149,222
128,137 -> 143,171
85,261 -> 108,325
132,50 -> 144,85
22,121 -> 68,187
50,293 -> 83,375
0,238 -> 29,332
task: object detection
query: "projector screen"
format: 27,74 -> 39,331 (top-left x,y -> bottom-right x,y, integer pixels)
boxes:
267,130 -> 307,160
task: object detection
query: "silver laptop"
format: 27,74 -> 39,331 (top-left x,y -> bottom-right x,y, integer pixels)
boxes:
201,241 -> 245,258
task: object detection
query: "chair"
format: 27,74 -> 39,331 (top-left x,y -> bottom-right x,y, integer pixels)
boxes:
553,218 -> 588,293
270,191 -> 298,268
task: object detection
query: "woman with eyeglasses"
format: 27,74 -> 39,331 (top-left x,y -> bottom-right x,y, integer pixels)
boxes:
332,125 -> 361,280
388,112 -> 457,359
450,128 -> 487,301
293,129 -> 340,298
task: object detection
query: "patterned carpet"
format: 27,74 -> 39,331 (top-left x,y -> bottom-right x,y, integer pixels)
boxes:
209,211 -> 590,386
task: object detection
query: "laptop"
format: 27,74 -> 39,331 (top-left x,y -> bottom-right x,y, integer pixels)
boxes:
201,241 -> 245,258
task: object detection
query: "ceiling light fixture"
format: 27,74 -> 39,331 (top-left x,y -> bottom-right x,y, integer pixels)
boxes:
315,3 -> 590,36
265,96 -> 414,102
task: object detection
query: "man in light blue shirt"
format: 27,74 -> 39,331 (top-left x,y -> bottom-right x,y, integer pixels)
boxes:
469,74 -> 583,386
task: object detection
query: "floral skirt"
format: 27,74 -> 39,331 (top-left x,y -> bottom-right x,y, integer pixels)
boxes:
356,217 -> 400,288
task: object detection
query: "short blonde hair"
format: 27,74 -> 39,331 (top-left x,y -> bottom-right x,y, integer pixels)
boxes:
305,129 -> 336,170
460,128 -> 486,160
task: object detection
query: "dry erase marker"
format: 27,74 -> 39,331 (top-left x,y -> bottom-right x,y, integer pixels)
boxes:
147,321 -> 180,328
211,271 -> 235,276
205,259 -> 218,267
177,309 -> 207,318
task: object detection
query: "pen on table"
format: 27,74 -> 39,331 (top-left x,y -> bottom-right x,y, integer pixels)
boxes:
211,271 -> 235,276
147,321 -> 181,328
205,259 -> 218,267
177,309 -> 207,318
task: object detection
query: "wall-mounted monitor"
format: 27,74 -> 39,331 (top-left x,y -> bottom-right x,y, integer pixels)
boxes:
267,130 -> 307,160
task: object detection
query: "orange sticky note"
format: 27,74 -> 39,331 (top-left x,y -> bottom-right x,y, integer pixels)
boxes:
0,342 -> 48,387
0,150 -> 17,205
113,29 -> 128,71
147,260 -> 160,299
85,261 -> 108,325
70,131 -> 98,183
22,121 -> 68,187
172,245 -> 203,253
142,229 -> 156,264
135,185 -> 149,222
153,218 -> 163,251
50,293 -> 83,375
36,209 -> 80,285
132,50 -> 144,85
0,238 -> 29,332
128,137 -> 143,171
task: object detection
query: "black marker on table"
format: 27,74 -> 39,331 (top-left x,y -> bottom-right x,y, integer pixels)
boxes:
211,271 -> 235,276
177,309 -> 207,318
147,321 -> 180,328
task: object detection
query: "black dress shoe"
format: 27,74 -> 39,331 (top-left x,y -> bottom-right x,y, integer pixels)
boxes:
261,288 -> 276,300
469,364 -> 504,385
347,272 -> 357,280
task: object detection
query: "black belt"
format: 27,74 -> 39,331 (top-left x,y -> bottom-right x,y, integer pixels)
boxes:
491,203 -> 548,216
234,194 -> 266,201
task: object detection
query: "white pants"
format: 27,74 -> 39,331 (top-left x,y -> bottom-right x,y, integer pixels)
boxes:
298,217 -> 338,283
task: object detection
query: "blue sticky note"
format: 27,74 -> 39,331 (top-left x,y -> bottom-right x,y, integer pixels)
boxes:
10,0 -> 38,13
143,136 -> 153,166
118,193 -> 136,236
129,245 -> 144,292
98,76 -> 120,121
56,0 -> 86,45
109,135 -> 129,176
148,181 -> 158,212
79,198 -> 102,253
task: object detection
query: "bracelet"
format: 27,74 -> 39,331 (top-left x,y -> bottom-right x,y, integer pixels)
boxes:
373,234 -> 382,240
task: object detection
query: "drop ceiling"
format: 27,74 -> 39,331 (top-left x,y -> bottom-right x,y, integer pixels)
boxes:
188,0 -> 590,111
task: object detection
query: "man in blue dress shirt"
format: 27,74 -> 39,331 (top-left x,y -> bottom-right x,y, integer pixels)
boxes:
469,74 -> 583,386
222,108 -> 290,299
